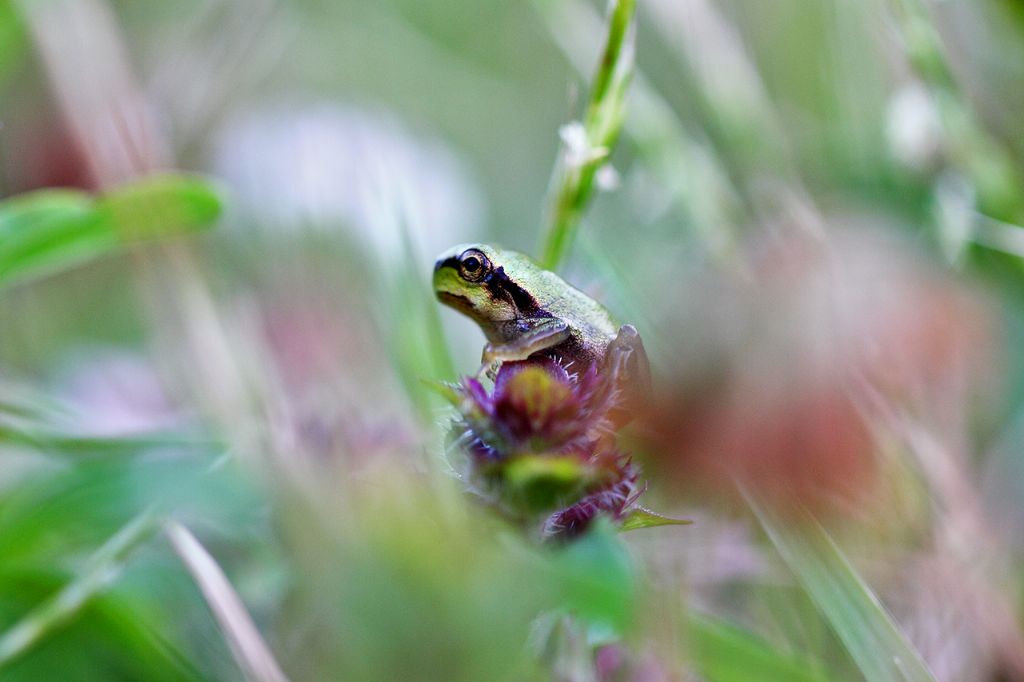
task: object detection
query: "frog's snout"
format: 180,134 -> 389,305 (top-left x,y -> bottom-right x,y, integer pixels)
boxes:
432,260 -> 455,296
432,259 -> 449,287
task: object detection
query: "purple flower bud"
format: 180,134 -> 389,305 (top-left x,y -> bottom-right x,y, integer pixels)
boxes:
448,356 -> 668,539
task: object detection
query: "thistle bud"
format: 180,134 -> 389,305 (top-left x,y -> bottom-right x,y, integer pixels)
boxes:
448,358 -> 674,539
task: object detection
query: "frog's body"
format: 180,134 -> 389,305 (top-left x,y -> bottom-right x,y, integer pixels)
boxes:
433,244 -> 649,404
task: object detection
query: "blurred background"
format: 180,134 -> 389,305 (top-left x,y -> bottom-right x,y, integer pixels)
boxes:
1,0 -> 1024,679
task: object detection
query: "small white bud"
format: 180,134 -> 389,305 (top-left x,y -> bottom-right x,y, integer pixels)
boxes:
885,82 -> 943,171
558,121 -> 608,169
595,163 -> 620,192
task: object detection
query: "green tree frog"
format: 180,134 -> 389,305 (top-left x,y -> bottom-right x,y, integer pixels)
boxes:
433,243 -> 650,402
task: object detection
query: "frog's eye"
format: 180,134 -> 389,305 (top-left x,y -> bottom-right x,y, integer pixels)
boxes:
458,249 -> 491,282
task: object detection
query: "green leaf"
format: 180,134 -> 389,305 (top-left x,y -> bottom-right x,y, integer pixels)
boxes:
0,174 -> 222,289
619,506 -> 692,532
97,173 -> 223,238
420,379 -> 462,407
551,519 -> 635,632
747,495 -> 935,682
687,612 -> 829,682
0,190 -> 110,286
0,1 -> 26,82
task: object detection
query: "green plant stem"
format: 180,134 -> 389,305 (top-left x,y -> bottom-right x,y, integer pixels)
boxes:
538,0 -> 637,271
0,510 -> 160,668
536,0 -> 744,265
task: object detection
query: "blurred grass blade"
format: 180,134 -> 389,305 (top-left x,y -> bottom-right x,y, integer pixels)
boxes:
0,423 -> 216,458
747,496 -> 935,682
537,0 -> 636,270
0,173 -> 221,288
0,510 -> 159,668
385,214 -> 456,418
687,612 -> 828,682
166,521 -> 289,682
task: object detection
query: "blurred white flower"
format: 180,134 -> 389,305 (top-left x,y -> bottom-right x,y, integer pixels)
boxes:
933,171 -> 975,264
595,163 -> 620,192
886,82 -> 943,171
211,102 -> 485,260
558,120 -> 608,169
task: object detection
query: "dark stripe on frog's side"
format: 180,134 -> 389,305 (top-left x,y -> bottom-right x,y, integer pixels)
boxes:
484,266 -> 548,317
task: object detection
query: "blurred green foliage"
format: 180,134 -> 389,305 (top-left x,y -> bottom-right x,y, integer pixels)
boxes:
0,0 -> 1023,679
0,174 -> 221,288
687,613 -> 828,682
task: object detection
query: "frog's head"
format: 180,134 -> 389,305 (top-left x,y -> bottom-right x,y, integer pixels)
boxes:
433,243 -> 542,325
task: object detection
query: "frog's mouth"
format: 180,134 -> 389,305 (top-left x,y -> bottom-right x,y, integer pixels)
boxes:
437,291 -> 476,316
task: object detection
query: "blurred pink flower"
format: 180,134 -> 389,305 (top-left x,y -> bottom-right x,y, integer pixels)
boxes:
56,350 -> 183,435
644,227 -> 995,515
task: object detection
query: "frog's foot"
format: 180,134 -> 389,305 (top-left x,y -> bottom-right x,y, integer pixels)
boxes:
479,357 -> 502,381
601,324 -> 652,420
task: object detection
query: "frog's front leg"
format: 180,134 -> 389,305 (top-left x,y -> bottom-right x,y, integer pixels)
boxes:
479,318 -> 570,379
